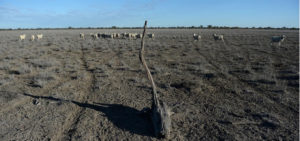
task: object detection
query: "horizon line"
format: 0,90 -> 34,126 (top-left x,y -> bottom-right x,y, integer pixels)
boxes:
0,26 -> 299,30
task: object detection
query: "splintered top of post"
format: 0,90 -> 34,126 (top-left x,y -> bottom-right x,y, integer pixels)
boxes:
142,21 -> 147,40
141,20 -> 148,53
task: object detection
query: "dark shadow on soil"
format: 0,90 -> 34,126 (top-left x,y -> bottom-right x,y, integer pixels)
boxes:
22,93 -> 154,137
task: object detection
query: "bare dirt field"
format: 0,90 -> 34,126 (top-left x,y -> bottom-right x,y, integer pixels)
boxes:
0,29 -> 298,140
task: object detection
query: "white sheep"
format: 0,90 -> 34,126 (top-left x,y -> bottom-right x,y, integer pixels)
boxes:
97,33 -> 101,38
121,33 -> 128,38
136,34 -> 143,38
36,34 -> 43,40
213,34 -> 224,41
19,34 -> 26,41
30,35 -> 35,41
271,35 -> 286,46
124,33 -> 130,38
112,33 -> 117,38
193,33 -> 201,41
148,33 -> 154,38
115,33 -> 121,38
129,33 -> 137,39
126,33 -> 132,39
80,33 -> 85,39
91,33 -> 98,39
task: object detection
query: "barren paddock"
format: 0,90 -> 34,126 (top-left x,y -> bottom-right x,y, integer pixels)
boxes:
0,29 -> 299,140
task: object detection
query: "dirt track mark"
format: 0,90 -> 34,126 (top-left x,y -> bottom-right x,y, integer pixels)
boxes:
81,47 -> 97,94
54,43 -> 96,141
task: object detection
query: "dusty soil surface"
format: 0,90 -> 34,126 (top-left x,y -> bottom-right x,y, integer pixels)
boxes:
0,29 -> 298,140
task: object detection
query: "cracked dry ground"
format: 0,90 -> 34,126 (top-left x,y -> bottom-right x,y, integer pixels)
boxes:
0,29 -> 299,140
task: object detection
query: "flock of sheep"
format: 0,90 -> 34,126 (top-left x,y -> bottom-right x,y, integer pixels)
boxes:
19,34 -> 43,41
79,32 -> 155,40
193,33 -> 224,41
193,33 -> 286,46
18,32 -> 286,46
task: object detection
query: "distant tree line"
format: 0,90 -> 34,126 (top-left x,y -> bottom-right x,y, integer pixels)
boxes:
0,25 -> 298,31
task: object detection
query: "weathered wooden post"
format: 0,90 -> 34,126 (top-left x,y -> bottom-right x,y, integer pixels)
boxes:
139,20 -> 172,138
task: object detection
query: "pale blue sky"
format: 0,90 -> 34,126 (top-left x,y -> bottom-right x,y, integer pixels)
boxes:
0,0 -> 298,28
